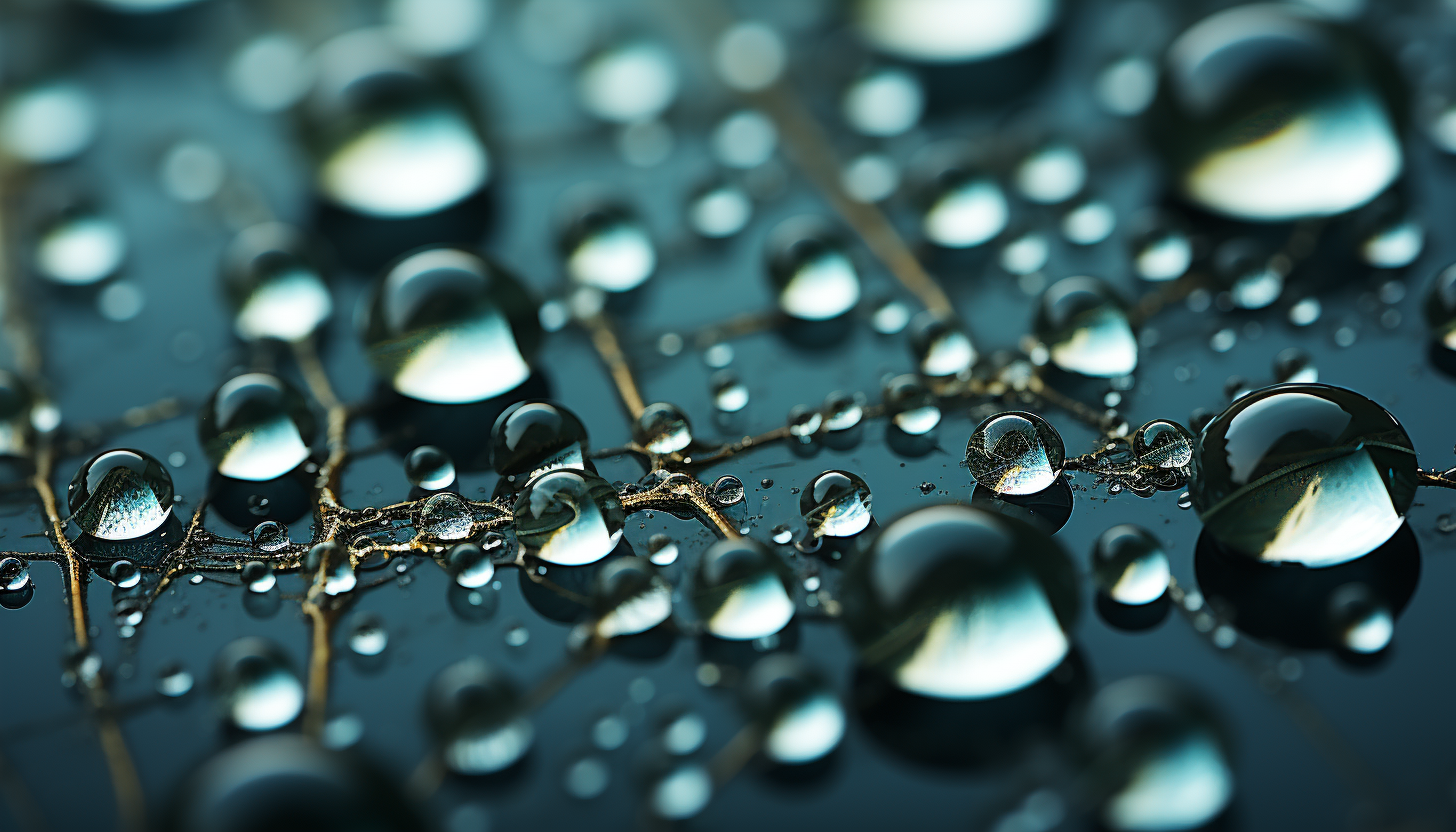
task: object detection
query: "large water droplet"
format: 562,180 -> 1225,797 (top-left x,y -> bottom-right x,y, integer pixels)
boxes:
1190,383 -> 1417,567
592,557 -> 673,638
560,200 -> 656,292
852,0 -> 1059,63
513,469 -> 624,566
1093,525 -> 1171,606
361,247 -> 539,404
491,400 -> 588,482
0,557 -> 31,593
426,657 -> 533,774
211,638 -> 304,731
693,537 -> 795,641
68,449 -> 174,540
742,654 -> 846,764
1149,5 -> 1402,221
766,218 -> 861,321
801,470 -> 873,538
966,412 -> 1065,496
1034,276 -> 1138,377
199,373 -> 316,482
632,402 -> 692,454
222,223 -> 332,343
841,504 -> 1077,699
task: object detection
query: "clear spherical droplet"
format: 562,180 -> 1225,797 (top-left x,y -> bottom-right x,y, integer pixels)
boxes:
843,67 -> 924,137
711,371 -> 750,413
1034,276 -> 1138,377
221,223 -> 333,343
633,402 -> 692,454
1015,143 -> 1086,205
922,175 -> 1008,249
242,560 -> 277,594
0,557 -> 30,592
822,391 -> 865,432
966,412 -> 1065,495
420,492 -> 474,541
592,557 -> 673,638
349,615 -> 390,656
447,541 -> 497,588
883,374 -> 941,435
405,445 -> 456,490
711,475 -> 745,506
513,469 -> 625,566
68,449 -> 174,540
1093,525 -> 1171,605
199,373 -> 316,482
1132,420 -> 1194,469
909,312 -> 977,377
1129,215 -> 1192,282
578,41 -> 678,123
108,559 -> 141,589
693,538 -> 795,641
560,200 -> 656,292
491,400 -> 588,481
1327,582 -> 1393,654
766,218 -> 861,321
801,470 -> 873,538
647,534 -> 679,566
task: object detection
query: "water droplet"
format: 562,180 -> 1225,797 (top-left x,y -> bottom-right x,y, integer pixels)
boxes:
156,663 -> 194,698
1097,55 -> 1159,117
1149,5 -> 1402,220
909,312 -> 977,376
841,505 -> 1077,699
766,217 -> 861,321
711,476 -> 746,506
560,199 -> 656,292
211,637 -> 304,732
688,180 -> 752,239
645,534 -> 679,566
1290,297 -> 1323,327
251,520 -> 290,552
199,373 -> 316,482
661,712 -> 706,755
1132,420 -> 1194,469
564,756 -> 609,800
693,537 -> 795,641
715,21 -> 786,92
1093,525 -> 1171,605
309,541 -> 357,596
1129,216 -> 1192,281
68,449 -> 174,540
34,204 -> 126,286
0,80 -> 96,164
743,654 -> 845,764
786,406 -> 823,441
1016,142 -> 1087,205
1000,232 -> 1050,276
802,470 -> 873,538
513,469 -> 624,565
842,152 -> 901,203
447,540 -> 497,587
883,374 -> 941,435
426,657 -> 533,774
966,412 -> 1065,495
771,525 -> 793,545
349,615 -> 389,656
871,299 -> 911,334
0,557 -> 31,592
593,557 -> 673,638
648,765 -> 713,820
242,560 -> 277,594
361,247 -> 539,404
1085,677 -> 1233,832
1327,583 -> 1393,653
404,445 -> 456,491
307,31 -> 489,217
633,402 -> 692,454
1190,384 -> 1417,567
922,175 -> 1008,249
843,67 -> 924,137
711,371 -> 750,413
227,34 -> 312,113
712,109 -> 777,169
822,391 -> 865,432
1361,214 -> 1423,269
1273,348 -> 1318,384
420,492 -> 474,540
106,559 -> 141,589
578,41 -> 678,123
1034,276 -> 1138,377
852,0 -> 1059,62
489,400 -> 589,486
221,222 -> 332,343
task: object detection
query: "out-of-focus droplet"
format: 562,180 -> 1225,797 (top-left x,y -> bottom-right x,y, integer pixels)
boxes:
222,223 -> 332,344
34,205 -> 126,286
361,247 -> 539,404
1129,215 -> 1192,282
852,0 -> 1059,63
711,371 -> 750,413
578,42 -> 678,123
802,470 -> 873,538
426,657 -> 533,774
513,469 -> 624,566
647,534 -> 679,566
386,0 -> 491,58
1190,384 -> 1417,567
648,764 -> 713,820
447,541 -> 496,588
741,654 -> 845,764
227,34 -> 313,113
883,374 -> 941,435
1361,214 -> 1424,269
766,217 -> 861,321
688,181 -> 752,239
0,81 -> 97,164
349,615 -> 389,656
593,557 -> 673,638
1273,348 -> 1318,383
694,538 -> 795,641
714,22 -> 785,93
843,67 -> 924,137
491,400 -> 588,482
1096,55 -> 1158,117
633,402 -> 692,454
69,449 -> 174,540
1034,276 -> 1138,377
199,373 -> 316,482
405,445 -> 456,490
211,637 -> 304,731
1016,143 -> 1085,205
966,411 -> 1065,495
1093,525 -> 1171,605
1326,582 -> 1393,653
560,199 -> 656,292
822,391 -> 865,432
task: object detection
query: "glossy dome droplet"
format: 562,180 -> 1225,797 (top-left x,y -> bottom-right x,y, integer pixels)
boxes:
841,504 -> 1077,699
741,654 -> 846,765
419,492 -> 474,541
68,449 -> 175,540
361,247 -> 539,404
632,402 -> 692,454
852,0 -> 1059,63
577,41 -> 678,123
1133,420 -> 1194,469
1129,215 -> 1192,282
908,312 -> 977,377
1149,5 -> 1402,221
693,537 -> 796,641
883,374 -> 941,436
425,657 -> 533,774
34,204 -> 126,286
801,470 -> 873,538
966,412 -> 1065,496
222,222 -> 332,343
765,217 -> 861,321
211,637 -> 304,732
592,557 -> 673,638
1034,276 -> 1138,377
199,373 -> 317,482
491,400 -> 589,481
560,200 -> 656,292
1189,383 -> 1417,568
1424,263 -> 1456,350
921,175 -> 1008,249
1093,525 -> 1171,605
513,469 -> 625,566
1327,582 -> 1393,653
404,445 -> 455,490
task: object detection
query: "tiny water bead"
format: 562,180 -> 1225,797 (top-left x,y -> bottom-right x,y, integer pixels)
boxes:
822,391 -> 864,432
221,222 -> 332,343
419,492 -> 474,540
1129,216 -> 1192,282
1093,525 -> 1171,606
840,504 -> 1078,699
361,247 -> 540,404
405,445 -> 456,490
1190,384 -> 1417,568
965,412 -> 1065,496
632,402 -> 692,454
1326,582 -> 1393,654
852,0 -> 1059,63
693,537 -> 796,641
447,542 -> 496,588
513,469 -> 625,566
1132,419 -> 1194,469
68,449 -> 175,541
491,400 -> 588,481
1034,276 -> 1138,378
741,654 -> 846,765
883,374 -> 941,435
711,371 -> 749,413
765,217 -> 861,321
108,559 -> 141,589
426,657 -> 533,775
349,615 -> 389,657
1147,4 -> 1402,221
242,561 -> 277,594
921,174 -> 1008,249
210,637 -> 305,732
199,373 -> 317,482
711,475 -> 746,506
34,204 -> 127,286
801,470 -> 873,538
0,557 -> 30,592
559,200 -> 656,292
786,406 -> 822,441
908,312 -> 976,377
592,557 -> 673,639
1082,677 -> 1233,832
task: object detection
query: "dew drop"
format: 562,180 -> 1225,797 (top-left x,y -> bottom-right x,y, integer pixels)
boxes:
801,470 -> 873,538
426,657 -> 533,775
448,541 -> 497,588
1016,142 -> 1087,205
69,449 -> 174,541
1327,582 -> 1393,654
578,41 -> 678,124
251,520 -> 289,552
156,663 -> 194,698
822,391 -> 865,432
1273,348 -> 1318,384
842,67 -> 924,137
852,0 -> 1059,63
711,371 -> 750,413
349,615 -> 389,657
922,175 -> 1008,249
0,557 -> 31,592
405,445 -> 456,490
211,638 -> 304,732
766,217 -> 861,321
632,402 -> 692,454
742,654 -> 845,764
1132,420 -> 1194,469
34,204 -> 126,286
908,312 -> 977,377
560,199 -> 656,292
242,560 -> 277,594
222,223 -> 332,343
1034,276 -> 1138,377
648,765 -> 713,820
592,557 -> 673,638
647,534 -> 679,566
786,406 -> 822,440
693,538 -> 795,641
108,559 -> 141,589
513,469 -> 624,566
199,373 -> 316,482
883,374 -> 941,435
420,492 -> 474,541
966,412 -> 1065,496
1093,525 -> 1171,605
687,181 -> 752,239
491,400 -> 588,483
1129,215 -> 1192,282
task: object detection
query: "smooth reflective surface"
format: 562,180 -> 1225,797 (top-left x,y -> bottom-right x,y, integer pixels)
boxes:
513,469 -> 624,566
35,206 -> 126,286
965,412 -> 1065,496
491,400 -> 589,481
1133,420 -> 1194,470
801,470 -> 873,538
1034,276 -> 1138,377
765,218 -> 861,321
693,537 -> 795,641
592,557 -> 673,638
1093,525 -> 1171,606
632,402 -> 692,454
199,373 -> 317,482
69,449 -> 175,541
561,201 -> 656,292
